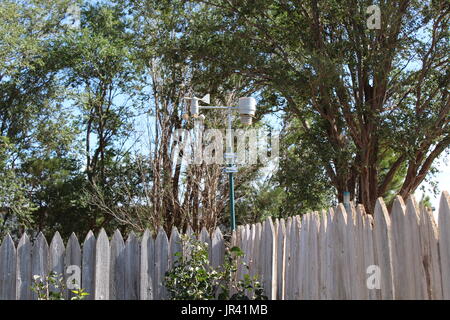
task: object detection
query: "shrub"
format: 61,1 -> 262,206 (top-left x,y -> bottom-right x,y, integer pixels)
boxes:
31,272 -> 89,300
165,235 -> 267,300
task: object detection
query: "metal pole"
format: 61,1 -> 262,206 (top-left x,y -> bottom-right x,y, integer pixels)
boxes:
226,108 -> 236,231
229,170 -> 236,231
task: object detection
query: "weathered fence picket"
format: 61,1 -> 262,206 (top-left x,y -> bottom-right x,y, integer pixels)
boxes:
210,227 -> 224,269
49,232 -> 64,295
16,234 -> 31,300
318,211 -> 327,300
373,199 -> 395,299
0,192 -> 450,300
110,230 -> 125,300
419,204 -> 442,299
439,191 -> 450,299
140,229 -> 154,300
154,227 -> 168,300
169,227 -> 182,269
65,233 -> 81,299
324,208 -> 335,299
31,232 -> 48,300
405,197 -> 427,299
94,229 -> 110,300
0,234 -> 16,300
276,218 -> 286,300
125,232 -> 140,300
81,231 -> 95,300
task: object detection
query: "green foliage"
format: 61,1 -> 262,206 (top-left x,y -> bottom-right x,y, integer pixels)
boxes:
165,235 -> 267,300
0,137 -> 36,239
169,0 -> 449,213
31,272 -> 89,300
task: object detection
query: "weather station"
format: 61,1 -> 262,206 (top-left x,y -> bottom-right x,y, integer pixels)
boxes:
182,94 -> 257,231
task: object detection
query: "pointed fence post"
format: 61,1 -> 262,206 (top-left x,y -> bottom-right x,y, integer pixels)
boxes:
211,228 -> 224,269
0,234 -> 16,300
110,230 -> 125,300
419,204 -> 442,299
94,229 -> 110,300
82,231 -> 96,300
373,198 -> 395,299
125,232 -> 140,300
439,191 -> 450,299
16,233 -> 32,300
154,227 -> 169,300
65,233 -> 81,299
140,229 -> 155,300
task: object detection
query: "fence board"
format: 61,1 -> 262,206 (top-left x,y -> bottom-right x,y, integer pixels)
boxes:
362,213 -> 379,299
298,214 -> 308,299
236,225 -> 245,282
243,224 -> 252,279
390,196 -> 409,299
439,191 -> 450,299
325,208 -> 335,299
318,211 -> 327,300
49,231 -> 65,295
248,224 -> 256,280
110,230 -> 125,300
373,198 -> 395,299
247,224 -> 254,275
199,227 -> 211,262
353,205 -> 367,299
335,205 -> 351,299
253,223 -> 262,282
276,218 -> 286,300
405,196 -> 427,299
419,204 -> 442,300
65,233 -> 81,299
125,232 -> 140,300
346,205 -> 360,299
82,231 -> 95,300
169,227 -> 182,269
283,218 -> 292,299
140,229 -> 155,300
0,234 -> 16,300
16,233 -> 32,300
309,213 -> 320,299
289,216 -> 301,299
261,218 -> 276,299
31,232 -> 48,300
211,228 -> 224,269
94,229 -> 110,300
154,227 -> 169,300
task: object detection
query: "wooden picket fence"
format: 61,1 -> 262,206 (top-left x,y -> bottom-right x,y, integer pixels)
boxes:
0,191 -> 449,300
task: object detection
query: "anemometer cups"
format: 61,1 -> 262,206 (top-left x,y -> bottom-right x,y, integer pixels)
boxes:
238,97 -> 256,125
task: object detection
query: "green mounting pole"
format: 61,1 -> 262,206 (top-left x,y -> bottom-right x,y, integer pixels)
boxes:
229,167 -> 236,231
226,108 -> 236,232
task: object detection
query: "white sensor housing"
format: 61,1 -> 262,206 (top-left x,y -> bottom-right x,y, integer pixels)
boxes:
238,97 -> 256,125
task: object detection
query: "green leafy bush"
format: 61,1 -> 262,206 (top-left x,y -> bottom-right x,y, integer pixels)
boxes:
31,272 -> 89,300
165,235 -> 267,300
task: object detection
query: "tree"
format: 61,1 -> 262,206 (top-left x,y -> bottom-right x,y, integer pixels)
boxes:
0,0 -> 82,237
56,3 -> 142,233
172,0 -> 449,213
84,0 -> 264,234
